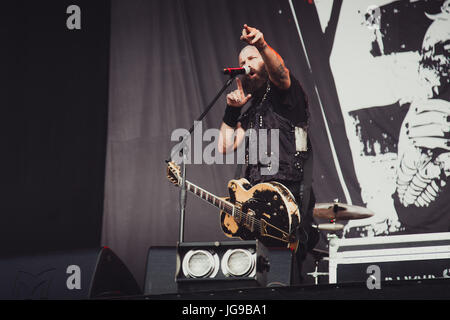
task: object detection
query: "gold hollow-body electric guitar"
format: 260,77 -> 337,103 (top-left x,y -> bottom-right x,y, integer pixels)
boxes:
166,162 -> 301,252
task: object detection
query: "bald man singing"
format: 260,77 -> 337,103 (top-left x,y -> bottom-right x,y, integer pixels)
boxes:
218,25 -> 319,283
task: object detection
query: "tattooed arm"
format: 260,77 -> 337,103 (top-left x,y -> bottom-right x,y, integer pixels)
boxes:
240,24 -> 291,90
258,42 -> 291,90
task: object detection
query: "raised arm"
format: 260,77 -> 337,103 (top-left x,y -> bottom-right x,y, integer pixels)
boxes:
218,121 -> 246,154
240,24 -> 291,90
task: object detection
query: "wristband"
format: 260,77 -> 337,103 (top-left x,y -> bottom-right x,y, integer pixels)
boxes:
222,105 -> 242,127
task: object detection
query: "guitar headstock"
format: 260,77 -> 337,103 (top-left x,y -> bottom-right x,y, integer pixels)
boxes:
166,161 -> 181,186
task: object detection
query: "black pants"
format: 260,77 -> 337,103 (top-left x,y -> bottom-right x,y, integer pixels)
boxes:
278,180 -> 320,284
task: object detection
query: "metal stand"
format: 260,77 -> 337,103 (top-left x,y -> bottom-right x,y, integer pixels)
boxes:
178,149 -> 188,243
166,75 -> 236,243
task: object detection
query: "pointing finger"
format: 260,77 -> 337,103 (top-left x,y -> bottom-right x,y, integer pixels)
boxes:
407,123 -> 449,138
412,99 -> 450,114
241,27 -> 248,40
408,111 -> 450,127
244,24 -> 253,32
412,137 -> 450,150
236,77 -> 244,93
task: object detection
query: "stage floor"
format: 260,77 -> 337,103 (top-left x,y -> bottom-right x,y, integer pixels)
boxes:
114,278 -> 450,300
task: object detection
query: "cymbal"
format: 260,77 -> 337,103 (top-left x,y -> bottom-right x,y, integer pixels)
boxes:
313,202 -> 374,220
317,223 -> 344,231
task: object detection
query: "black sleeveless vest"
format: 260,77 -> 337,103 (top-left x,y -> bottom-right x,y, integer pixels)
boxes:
239,82 -> 312,185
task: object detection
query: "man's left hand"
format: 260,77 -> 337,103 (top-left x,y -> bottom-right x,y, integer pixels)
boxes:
240,24 -> 266,50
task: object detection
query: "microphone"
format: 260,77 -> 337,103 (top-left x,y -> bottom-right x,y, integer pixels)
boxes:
223,65 -> 250,77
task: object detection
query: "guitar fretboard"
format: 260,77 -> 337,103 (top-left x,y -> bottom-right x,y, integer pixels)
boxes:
168,174 -> 277,237
175,178 -> 261,228
184,181 -> 235,216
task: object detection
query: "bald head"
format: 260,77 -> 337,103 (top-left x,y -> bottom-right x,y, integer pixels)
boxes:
238,45 -> 260,64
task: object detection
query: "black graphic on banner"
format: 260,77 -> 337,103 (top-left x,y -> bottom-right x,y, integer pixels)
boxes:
293,0 -> 450,236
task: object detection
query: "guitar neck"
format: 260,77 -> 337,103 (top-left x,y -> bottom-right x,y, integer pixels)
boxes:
182,180 -> 235,216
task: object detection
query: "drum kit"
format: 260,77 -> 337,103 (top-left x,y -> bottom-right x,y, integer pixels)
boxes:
306,200 -> 375,284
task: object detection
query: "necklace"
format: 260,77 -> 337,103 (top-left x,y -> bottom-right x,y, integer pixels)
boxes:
257,81 -> 271,127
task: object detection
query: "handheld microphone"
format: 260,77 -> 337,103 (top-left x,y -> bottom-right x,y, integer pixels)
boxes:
222,65 -> 250,77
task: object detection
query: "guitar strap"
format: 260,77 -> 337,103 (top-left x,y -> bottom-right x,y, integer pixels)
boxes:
234,163 -> 243,179
233,134 -> 248,179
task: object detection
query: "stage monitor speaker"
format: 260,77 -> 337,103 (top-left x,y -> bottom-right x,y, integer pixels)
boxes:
144,246 -> 177,295
144,246 -> 294,295
0,247 -> 141,299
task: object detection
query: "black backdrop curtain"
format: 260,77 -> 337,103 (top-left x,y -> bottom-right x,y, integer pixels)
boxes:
103,0 -> 348,287
0,1 -> 110,255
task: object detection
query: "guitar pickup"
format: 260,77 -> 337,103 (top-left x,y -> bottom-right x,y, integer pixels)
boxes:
245,209 -> 256,232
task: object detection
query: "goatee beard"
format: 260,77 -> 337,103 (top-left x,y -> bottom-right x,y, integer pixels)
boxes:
241,68 -> 269,95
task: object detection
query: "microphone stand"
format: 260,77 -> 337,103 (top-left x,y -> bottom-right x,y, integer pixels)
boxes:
166,74 -> 236,243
